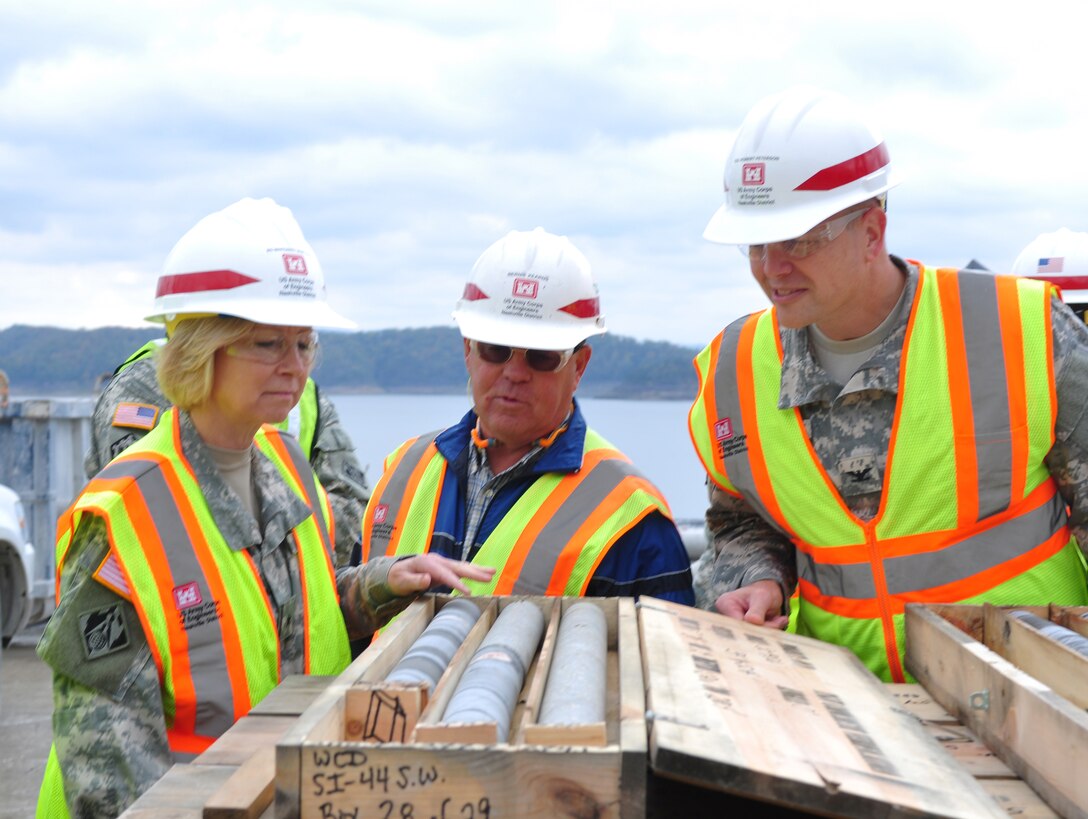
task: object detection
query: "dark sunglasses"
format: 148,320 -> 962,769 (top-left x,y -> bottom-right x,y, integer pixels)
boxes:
470,340 -> 578,372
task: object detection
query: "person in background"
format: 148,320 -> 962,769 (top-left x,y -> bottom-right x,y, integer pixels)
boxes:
86,344 -> 369,570
1011,227 -> 1088,323
35,198 -> 493,818
688,86 -> 1088,681
362,227 -> 694,605
0,368 -> 8,411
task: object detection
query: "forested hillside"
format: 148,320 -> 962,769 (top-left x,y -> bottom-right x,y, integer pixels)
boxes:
0,325 -> 701,400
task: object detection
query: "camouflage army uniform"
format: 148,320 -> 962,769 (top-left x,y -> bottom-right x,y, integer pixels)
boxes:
40,411 -> 416,818
84,351 -> 370,566
694,258 -> 1088,610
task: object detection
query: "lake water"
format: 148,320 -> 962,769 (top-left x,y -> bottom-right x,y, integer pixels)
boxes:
329,393 -> 709,523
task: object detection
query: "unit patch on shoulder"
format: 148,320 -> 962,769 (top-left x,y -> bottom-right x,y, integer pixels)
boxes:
79,603 -> 130,660
111,402 -> 159,430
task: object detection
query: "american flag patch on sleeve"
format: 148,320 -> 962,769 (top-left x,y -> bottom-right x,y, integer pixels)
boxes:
94,552 -> 131,600
112,402 -> 159,430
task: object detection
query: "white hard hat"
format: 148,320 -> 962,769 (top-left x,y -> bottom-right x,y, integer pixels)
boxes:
146,197 -> 356,330
704,86 -> 903,246
1011,228 -> 1088,306
451,227 -> 607,350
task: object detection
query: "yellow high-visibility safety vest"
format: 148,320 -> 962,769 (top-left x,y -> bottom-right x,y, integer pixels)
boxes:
689,266 -> 1088,681
362,428 -> 673,596
37,411 -> 348,817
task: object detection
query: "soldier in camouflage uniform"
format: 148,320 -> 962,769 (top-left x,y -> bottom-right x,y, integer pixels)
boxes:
689,87 -> 1088,680
85,346 -> 370,568
36,198 -> 493,818
693,264 -> 1088,607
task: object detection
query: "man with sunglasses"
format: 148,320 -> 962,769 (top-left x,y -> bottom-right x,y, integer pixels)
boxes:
689,86 -> 1088,682
362,227 -> 694,604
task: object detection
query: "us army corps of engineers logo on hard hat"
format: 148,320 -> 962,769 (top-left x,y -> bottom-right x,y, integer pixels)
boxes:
500,272 -> 547,320
277,250 -> 318,299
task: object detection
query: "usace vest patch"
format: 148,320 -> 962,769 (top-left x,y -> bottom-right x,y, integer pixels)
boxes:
79,603 -> 130,660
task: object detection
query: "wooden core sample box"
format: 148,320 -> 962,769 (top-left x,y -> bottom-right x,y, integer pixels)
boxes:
275,595 -> 646,819
274,595 -> 1017,819
905,603 -> 1088,819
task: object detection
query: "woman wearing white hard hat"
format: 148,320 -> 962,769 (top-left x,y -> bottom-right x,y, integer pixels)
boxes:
35,198 -> 493,818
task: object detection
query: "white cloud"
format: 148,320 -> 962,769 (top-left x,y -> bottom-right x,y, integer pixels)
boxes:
1,0 -> 1085,346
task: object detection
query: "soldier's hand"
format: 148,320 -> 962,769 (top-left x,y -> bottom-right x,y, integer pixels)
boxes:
714,579 -> 788,629
388,554 -> 495,597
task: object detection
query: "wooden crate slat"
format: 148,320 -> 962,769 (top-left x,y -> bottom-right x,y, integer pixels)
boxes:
905,603 -> 1088,819
638,596 -> 1006,818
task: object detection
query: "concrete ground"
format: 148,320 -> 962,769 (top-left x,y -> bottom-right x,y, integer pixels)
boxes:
0,622 -> 52,819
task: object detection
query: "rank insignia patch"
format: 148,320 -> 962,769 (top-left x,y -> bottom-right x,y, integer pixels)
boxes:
79,603 -> 130,660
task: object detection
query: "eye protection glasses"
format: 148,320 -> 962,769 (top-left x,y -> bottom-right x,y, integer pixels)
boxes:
470,340 -> 577,372
225,332 -> 319,365
740,206 -> 872,263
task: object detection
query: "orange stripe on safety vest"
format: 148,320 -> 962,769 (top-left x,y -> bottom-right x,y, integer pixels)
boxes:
361,438 -> 419,560
389,442 -> 440,558
169,444 -> 258,722
123,467 -> 204,735
547,471 -> 664,596
493,448 -> 616,596
995,275 -> 1029,503
701,333 -> 726,482
166,728 -> 215,756
936,268 -> 979,527
737,315 -> 787,528
1038,282 -> 1058,433
261,427 -> 335,561
904,527 -> 1070,605
797,578 -> 882,619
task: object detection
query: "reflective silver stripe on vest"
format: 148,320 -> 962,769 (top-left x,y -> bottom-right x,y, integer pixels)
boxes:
510,456 -> 647,596
797,490 -> 1066,598
711,318 -> 790,537
111,456 -> 237,741
369,432 -> 441,557
270,430 -> 332,554
956,272 -> 1013,520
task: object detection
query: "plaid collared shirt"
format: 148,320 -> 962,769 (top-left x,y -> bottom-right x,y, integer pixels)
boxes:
462,441 -> 544,560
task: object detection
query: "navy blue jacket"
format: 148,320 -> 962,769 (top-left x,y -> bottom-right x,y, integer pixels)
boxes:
425,401 -> 694,605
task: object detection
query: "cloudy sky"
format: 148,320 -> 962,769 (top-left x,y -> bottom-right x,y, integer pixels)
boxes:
2,0 -> 1085,348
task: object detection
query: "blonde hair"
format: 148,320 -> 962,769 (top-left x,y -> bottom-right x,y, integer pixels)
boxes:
157,316 -> 254,410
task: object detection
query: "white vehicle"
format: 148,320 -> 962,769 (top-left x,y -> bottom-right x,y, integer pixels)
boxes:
0,482 -> 35,647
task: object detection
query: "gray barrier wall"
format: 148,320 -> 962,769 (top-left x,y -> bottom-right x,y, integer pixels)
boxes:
0,398 -> 93,627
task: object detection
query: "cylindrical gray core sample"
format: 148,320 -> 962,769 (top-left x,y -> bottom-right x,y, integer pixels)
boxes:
385,599 -> 482,694
441,600 -> 546,742
1008,609 -> 1088,658
539,602 -> 607,726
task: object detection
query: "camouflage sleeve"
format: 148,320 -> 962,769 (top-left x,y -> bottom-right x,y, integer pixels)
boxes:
84,358 -> 165,479
312,389 -> 370,567
36,515 -> 172,816
336,557 -> 421,639
1045,297 -> 1088,560
693,480 -> 797,611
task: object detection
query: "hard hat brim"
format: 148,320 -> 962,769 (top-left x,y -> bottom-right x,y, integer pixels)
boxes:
146,298 -> 357,331
452,310 -> 606,351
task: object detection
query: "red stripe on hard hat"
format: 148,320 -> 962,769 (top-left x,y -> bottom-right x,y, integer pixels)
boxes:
1027,275 -> 1088,290
795,143 -> 890,192
559,297 -> 600,319
156,270 -> 260,298
461,283 -> 489,301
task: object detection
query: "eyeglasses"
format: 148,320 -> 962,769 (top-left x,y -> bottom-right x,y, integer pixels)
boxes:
470,340 -> 577,372
740,206 -> 871,263
226,332 -> 319,365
